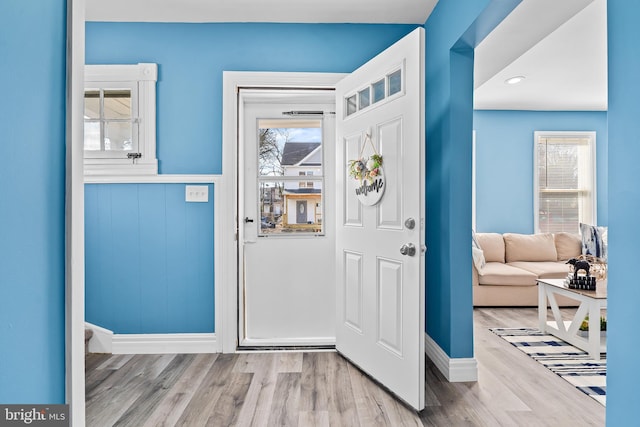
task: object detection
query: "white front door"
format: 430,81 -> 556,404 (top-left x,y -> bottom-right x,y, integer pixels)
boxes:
335,28 -> 425,410
239,90 -> 336,347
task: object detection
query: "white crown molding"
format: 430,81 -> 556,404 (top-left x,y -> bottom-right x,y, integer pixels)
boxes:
425,333 -> 478,382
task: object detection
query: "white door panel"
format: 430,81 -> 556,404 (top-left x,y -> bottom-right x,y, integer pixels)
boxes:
336,27 -> 425,410
343,133 -> 364,227
240,96 -> 336,346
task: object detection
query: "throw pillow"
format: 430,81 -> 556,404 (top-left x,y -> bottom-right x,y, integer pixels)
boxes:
472,230 -> 486,270
472,247 -> 486,271
579,223 -> 608,261
472,230 -> 481,250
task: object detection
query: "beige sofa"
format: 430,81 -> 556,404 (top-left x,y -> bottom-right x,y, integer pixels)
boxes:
473,232 -> 582,306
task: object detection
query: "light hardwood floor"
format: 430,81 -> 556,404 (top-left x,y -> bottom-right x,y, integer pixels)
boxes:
86,308 -> 605,426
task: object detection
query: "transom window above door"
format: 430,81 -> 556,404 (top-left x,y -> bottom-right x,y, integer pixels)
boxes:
256,118 -> 324,236
344,65 -> 403,118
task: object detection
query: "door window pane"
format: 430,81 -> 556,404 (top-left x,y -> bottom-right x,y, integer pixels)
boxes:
359,87 -> 370,109
388,69 -> 402,96
346,95 -> 357,116
257,119 -> 322,177
372,79 -> 386,103
259,180 -> 323,235
257,118 -> 324,236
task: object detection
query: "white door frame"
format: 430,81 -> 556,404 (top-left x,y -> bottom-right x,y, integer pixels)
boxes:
67,0 -> 86,424
221,71 -> 345,353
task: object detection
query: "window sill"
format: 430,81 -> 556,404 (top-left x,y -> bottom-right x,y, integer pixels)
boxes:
84,160 -> 158,181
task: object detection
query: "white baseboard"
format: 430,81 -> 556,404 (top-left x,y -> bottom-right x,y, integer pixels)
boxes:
425,333 -> 478,382
239,337 -> 336,347
85,322 -> 113,354
112,333 -> 218,354
84,322 -> 219,354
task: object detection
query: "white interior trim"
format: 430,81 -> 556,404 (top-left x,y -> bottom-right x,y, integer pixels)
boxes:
84,173 -> 223,352
425,333 -> 478,382
66,0 -> 85,425
84,63 -> 158,177
85,174 -> 220,184
85,322 -> 114,354
85,322 -> 218,354
221,71 -> 346,353
240,337 -> 336,347
112,333 -> 218,354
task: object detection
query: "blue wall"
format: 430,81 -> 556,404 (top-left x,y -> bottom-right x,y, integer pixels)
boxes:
424,0 -> 521,358
606,2 -> 640,425
85,184 -> 214,333
473,110 -> 608,233
3,2 -> 640,422
86,23 -> 418,175
0,1 -> 66,403
85,23 -> 418,334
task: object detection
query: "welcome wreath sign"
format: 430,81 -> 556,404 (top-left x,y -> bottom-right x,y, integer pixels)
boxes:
348,134 -> 385,206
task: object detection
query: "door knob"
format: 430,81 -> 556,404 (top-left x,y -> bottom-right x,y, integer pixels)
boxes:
400,243 -> 416,256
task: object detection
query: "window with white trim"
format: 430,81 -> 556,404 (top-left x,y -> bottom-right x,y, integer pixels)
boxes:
534,131 -> 596,234
344,65 -> 403,118
84,63 -> 158,176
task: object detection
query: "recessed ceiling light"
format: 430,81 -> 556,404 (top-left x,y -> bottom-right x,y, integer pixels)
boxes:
505,76 -> 526,85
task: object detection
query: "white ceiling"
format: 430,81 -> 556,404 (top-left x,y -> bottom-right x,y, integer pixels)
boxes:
474,0 -> 607,111
85,0 -> 438,24
85,0 -> 607,111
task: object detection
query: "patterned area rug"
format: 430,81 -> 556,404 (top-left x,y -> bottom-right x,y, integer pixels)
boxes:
491,327 -> 606,406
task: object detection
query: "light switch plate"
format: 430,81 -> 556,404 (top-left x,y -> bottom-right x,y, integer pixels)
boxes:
185,185 -> 208,202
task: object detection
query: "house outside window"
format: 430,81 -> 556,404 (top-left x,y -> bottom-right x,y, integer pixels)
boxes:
84,63 -> 158,177
534,131 -> 596,234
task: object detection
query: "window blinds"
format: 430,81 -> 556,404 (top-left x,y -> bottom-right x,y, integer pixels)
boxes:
536,136 -> 594,234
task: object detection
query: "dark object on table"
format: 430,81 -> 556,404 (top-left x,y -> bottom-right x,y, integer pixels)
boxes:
567,258 -> 591,280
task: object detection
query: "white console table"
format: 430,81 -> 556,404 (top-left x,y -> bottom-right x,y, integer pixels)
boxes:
538,278 -> 607,360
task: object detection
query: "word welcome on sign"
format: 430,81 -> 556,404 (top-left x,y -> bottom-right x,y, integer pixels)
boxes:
353,171 -> 385,206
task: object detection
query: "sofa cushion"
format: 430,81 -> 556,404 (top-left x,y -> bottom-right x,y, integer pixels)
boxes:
554,232 -> 582,260
507,261 -> 570,279
504,233 -> 557,263
477,262 -> 538,286
476,233 -> 505,263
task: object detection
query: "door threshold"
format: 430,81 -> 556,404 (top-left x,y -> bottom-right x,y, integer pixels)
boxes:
236,345 -> 336,353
